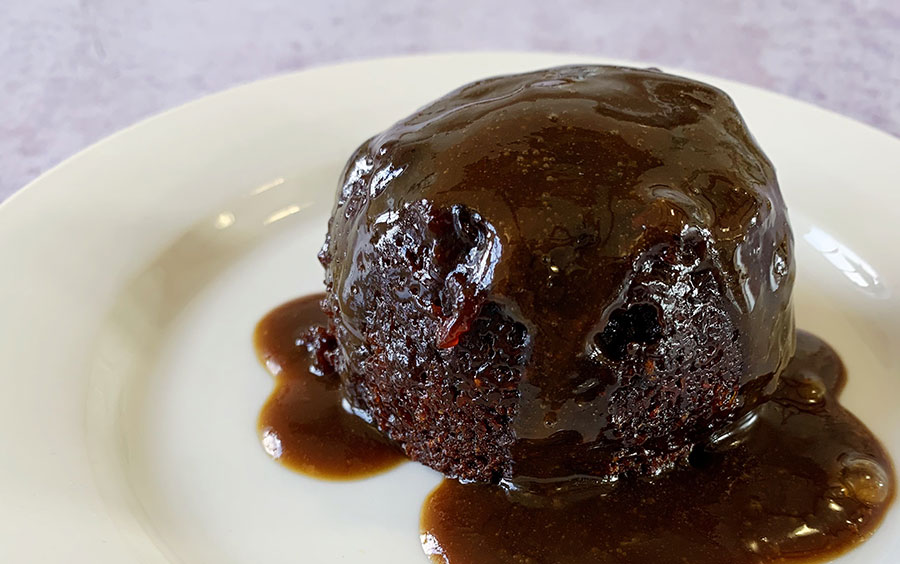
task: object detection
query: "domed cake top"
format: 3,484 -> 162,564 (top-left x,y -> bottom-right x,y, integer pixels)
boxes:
320,65 -> 795,482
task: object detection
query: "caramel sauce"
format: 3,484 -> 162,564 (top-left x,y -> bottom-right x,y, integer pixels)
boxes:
322,66 -> 798,479
420,332 -> 894,564
255,296 -> 893,563
254,294 -> 404,479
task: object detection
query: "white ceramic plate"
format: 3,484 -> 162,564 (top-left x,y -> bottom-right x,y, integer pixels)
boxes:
1,53 -> 899,563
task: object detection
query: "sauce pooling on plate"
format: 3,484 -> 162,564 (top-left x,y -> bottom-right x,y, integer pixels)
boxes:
255,294 -> 404,479
420,332 -> 894,563
255,298 -> 893,563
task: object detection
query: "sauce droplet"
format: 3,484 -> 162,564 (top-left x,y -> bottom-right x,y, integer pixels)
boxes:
841,454 -> 891,506
795,370 -> 827,405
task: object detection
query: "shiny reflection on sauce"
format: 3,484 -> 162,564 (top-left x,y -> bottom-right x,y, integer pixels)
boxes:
254,294 -> 405,479
420,332 -> 894,564
254,296 -> 892,562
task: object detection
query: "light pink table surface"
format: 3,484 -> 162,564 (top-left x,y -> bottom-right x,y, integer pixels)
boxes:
3,0 -> 898,201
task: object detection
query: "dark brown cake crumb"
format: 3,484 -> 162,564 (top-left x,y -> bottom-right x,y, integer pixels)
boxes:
316,65 -> 796,484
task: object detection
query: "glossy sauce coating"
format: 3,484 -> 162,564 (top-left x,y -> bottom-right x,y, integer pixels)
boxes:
420,331 -> 894,564
320,65 -> 797,482
255,294 -> 405,479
